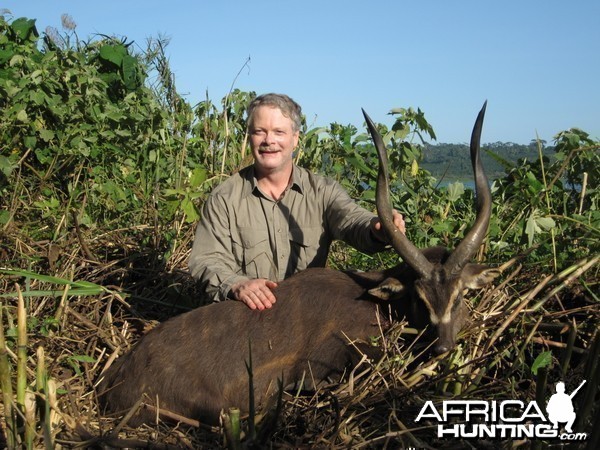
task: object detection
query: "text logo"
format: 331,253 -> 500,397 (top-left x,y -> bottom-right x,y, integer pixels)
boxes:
415,380 -> 587,442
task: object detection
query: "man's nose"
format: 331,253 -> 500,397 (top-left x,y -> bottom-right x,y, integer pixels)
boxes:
264,131 -> 276,144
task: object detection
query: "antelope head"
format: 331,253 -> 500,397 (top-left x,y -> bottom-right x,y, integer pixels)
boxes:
364,103 -> 499,354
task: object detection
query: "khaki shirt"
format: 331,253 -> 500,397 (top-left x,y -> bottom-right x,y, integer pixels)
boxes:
189,164 -> 386,302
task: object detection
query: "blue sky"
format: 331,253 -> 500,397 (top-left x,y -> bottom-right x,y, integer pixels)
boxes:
2,0 -> 599,144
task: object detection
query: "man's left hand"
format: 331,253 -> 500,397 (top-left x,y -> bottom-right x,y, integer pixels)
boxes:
370,209 -> 406,243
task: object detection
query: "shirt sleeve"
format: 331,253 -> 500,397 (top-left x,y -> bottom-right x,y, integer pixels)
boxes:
323,179 -> 388,254
188,193 -> 249,302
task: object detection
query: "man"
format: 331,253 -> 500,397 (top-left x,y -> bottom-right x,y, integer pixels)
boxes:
546,381 -> 584,433
189,93 -> 405,310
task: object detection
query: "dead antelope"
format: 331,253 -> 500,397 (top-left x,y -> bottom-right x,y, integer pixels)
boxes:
98,102 -> 499,426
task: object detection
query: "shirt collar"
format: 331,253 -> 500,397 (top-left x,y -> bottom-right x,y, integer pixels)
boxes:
289,165 -> 304,194
243,164 -> 305,198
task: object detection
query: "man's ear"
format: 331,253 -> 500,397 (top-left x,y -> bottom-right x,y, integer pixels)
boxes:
462,264 -> 501,290
368,277 -> 406,300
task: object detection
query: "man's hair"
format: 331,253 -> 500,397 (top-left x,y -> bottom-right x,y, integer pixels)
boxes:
247,93 -> 302,132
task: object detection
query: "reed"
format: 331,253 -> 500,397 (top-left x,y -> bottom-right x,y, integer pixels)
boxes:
0,303 -> 17,449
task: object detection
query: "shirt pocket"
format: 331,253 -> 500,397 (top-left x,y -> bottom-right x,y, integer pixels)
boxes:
289,226 -> 325,272
237,227 -> 273,279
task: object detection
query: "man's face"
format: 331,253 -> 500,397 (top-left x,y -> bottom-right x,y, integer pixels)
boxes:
249,105 -> 299,175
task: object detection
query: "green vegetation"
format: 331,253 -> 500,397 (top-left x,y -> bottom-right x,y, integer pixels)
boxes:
0,15 -> 598,448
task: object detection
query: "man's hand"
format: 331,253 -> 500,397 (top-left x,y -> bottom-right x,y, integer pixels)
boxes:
230,278 -> 278,310
370,209 -> 406,242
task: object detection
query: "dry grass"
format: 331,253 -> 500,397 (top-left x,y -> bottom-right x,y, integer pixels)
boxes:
0,227 -> 598,449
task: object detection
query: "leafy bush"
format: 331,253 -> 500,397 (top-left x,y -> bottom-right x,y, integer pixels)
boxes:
490,128 -> 599,269
0,16 -> 191,247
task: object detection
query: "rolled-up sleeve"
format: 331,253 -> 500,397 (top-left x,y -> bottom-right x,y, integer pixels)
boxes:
188,194 -> 249,302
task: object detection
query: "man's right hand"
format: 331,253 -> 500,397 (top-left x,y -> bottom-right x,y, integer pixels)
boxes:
230,278 -> 278,310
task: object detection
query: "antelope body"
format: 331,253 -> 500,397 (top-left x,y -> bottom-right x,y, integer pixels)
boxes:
98,103 -> 498,426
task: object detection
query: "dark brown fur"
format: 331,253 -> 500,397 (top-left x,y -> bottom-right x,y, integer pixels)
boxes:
98,268 -> 395,425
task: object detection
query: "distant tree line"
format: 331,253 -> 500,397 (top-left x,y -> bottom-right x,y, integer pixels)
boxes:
421,140 -> 555,181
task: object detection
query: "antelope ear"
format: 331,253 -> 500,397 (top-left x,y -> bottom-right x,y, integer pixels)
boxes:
462,264 -> 501,290
368,277 -> 407,300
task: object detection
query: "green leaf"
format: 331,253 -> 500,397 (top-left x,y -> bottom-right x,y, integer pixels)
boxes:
181,196 -> 200,223
190,167 -> 207,188
99,44 -> 126,67
16,109 -> 28,122
0,210 -> 11,225
39,129 -> 55,142
526,171 -> 544,194
361,189 -> 375,201
525,213 -> 538,247
0,269 -> 104,291
347,154 -> 372,176
0,155 -> 17,177
0,48 -> 14,64
410,159 -> 419,177
164,188 -> 186,197
114,128 -> 132,137
11,17 -> 38,41
531,351 -> 553,375
536,216 -> 556,231
69,355 -> 96,363
29,90 -> 47,105
24,135 -> 37,149
447,182 -> 465,202
121,54 -> 140,90
433,221 -> 453,233
391,121 -> 410,140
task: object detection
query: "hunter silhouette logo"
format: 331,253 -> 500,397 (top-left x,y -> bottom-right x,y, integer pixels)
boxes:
415,379 -> 588,441
546,380 -> 586,433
